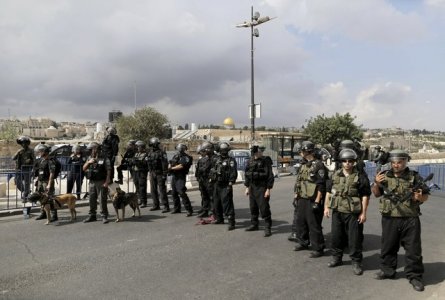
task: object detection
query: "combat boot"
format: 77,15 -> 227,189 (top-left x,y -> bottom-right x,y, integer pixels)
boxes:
245,224 -> 259,231
35,211 -> 47,220
50,210 -> 58,222
227,218 -> 235,231
264,218 -> 272,237
83,215 -> 97,223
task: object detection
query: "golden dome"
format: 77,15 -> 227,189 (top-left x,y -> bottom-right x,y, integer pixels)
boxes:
223,117 -> 235,126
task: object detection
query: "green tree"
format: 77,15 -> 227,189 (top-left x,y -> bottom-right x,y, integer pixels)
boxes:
115,106 -> 169,145
0,121 -> 19,143
303,113 -> 362,145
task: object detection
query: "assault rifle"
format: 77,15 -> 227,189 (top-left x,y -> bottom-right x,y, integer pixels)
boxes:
383,173 -> 434,203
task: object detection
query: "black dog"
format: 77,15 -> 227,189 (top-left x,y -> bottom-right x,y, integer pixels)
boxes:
112,188 -> 141,222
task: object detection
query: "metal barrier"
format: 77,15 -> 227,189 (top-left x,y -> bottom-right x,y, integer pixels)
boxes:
0,157 -> 137,211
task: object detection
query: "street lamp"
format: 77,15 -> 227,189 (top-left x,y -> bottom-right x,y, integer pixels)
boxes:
236,6 -> 275,142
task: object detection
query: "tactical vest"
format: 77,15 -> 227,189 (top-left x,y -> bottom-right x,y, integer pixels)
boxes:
133,152 -> 148,172
196,156 -> 211,180
147,150 -> 160,171
15,148 -> 34,169
37,159 -> 51,181
212,156 -> 236,183
295,162 -> 317,199
245,157 -> 268,182
330,169 -> 362,214
379,170 -> 419,217
85,156 -> 107,181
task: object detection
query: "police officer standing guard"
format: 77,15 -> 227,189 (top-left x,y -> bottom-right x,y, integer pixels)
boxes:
133,141 -> 149,208
293,141 -> 327,258
13,136 -> 34,200
195,141 -> 215,218
66,145 -> 86,200
101,127 -> 119,183
210,142 -> 238,231
115,140 -> 136,185
34,144 -> 58,222
83,142 -> 111,224
147,137 -> 169,212
244,144 -> 274,237
324,149 -> 371,275
168,143 -> 193,216
372,149 -> 429,292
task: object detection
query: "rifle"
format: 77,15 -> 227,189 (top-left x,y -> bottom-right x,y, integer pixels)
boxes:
383,173 -> 434,204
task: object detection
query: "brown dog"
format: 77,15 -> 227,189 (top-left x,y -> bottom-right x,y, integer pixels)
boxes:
112,188 -> 140,222
28,192 -> 77,224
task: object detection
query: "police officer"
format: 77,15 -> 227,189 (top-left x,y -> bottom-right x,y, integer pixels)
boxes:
210,142 -> 238,230
147,137 -> 169,212
244,144 -> 274,237
13,136 -> 34,200
195,141 -> 215,218
67,145 -> 86,200
34,144 -> 57,221
372,149 -> 429,292
293,141 -> 327,258
168,143 -> 193,216
83,142 -> 111,224
324,149 -> 371,275
133,140 -> 149,208
289,142 -> 305,242
372,146 -> 389,172
337,139 -> 366,173
115,140 -> 136,185
101,126 -> 120,183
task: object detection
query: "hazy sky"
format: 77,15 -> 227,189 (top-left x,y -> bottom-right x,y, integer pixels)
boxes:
1,0 -> 444,130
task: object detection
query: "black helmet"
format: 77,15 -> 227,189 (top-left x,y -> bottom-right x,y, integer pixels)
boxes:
149,137 -> 160,148
87,142 -> 100,150
250,143 -> 265,154
339,149 -> 357,161
389,149 -> 409,161
35,143 -> 50,154
340,140 -> 354,149
107,127 -> 117,135
201,141 -> 214,153
16,136 -> 31,145
218,142 -> 231,155
135,140 -> 146,148
301,141 -> 315,153
176,143 -> 187,153
374,145 -> 381,150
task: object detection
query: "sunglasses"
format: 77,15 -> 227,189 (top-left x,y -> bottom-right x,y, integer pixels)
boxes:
342,160 -> 355,163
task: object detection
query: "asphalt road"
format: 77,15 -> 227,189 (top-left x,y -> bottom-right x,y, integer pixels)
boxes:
0,176 -> 444,300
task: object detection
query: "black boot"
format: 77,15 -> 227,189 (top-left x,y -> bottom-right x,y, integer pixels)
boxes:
35,211 -> 47,220
245,224 -> 259,231
264,218 -> 272,237
50,210 -> 58,222
83,215 -> 97,223
227,218 -> 235,231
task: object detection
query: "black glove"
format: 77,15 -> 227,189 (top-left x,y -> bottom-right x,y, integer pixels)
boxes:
312,202 -> 322,213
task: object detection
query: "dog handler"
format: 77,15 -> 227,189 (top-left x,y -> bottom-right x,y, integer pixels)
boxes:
83,142 -> 111,224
